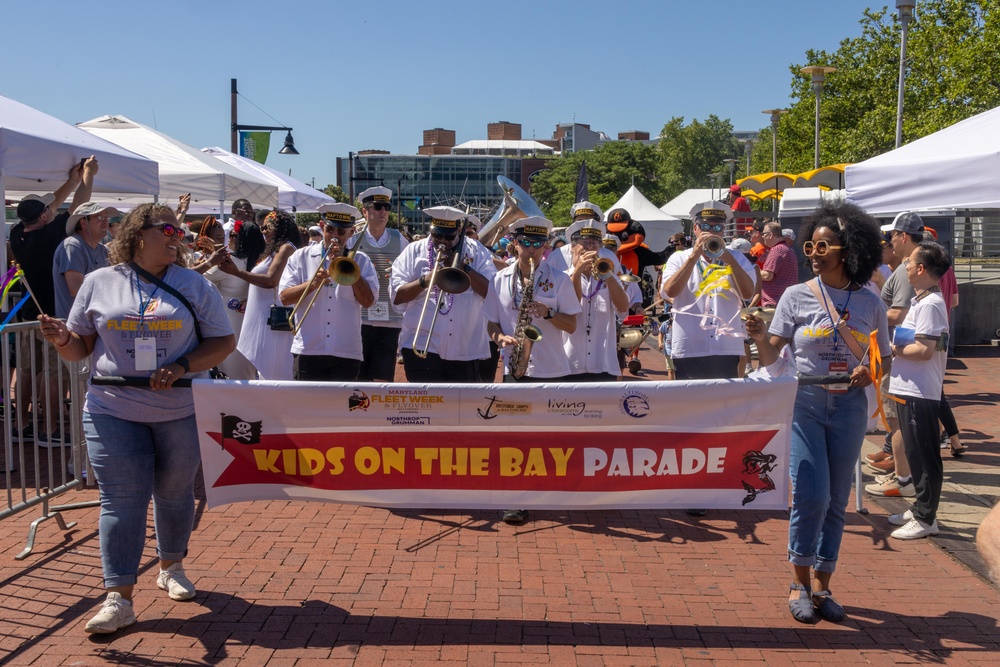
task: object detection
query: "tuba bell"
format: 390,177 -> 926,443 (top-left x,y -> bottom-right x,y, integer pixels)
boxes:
479,175 -> 545,248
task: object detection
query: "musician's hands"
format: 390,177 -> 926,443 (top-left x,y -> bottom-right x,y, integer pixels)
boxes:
526,301 -> 549,319
495,334 -> 518,349
849,364 -> 873,388
744,313 -> 767,342
309,267 -> 331,291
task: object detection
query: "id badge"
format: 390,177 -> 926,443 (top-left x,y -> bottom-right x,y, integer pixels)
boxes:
368,301 -> 390,322
134,337 -> 158,371
828,361 -> 849,393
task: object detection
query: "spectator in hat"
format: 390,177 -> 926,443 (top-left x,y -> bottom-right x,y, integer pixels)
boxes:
347,186 -> 410,382
390,206 -> 496,382
307,225 -> 322,245
53,203 -> 119,319
727,184 -> 752,231
9,157 -> 98,444
279,203 -> 378,381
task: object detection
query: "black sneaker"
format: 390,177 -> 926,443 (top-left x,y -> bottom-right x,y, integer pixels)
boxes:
502,509 -> 528,525
11,425 -> 34,443
36,429 -> 64,446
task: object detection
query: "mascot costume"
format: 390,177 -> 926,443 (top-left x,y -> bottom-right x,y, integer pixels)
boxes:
605,208 -> 672,307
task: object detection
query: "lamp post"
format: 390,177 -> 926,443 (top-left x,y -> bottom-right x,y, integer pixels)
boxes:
707,172 -> 722,201
741,138 -> 754,177
895,1 -> 917,148
723,158 -> 740,185
761,109 -> 788,174
230,78 -> 299,157
800,66 -> 837,170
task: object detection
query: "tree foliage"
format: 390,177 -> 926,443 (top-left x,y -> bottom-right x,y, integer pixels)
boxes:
657,115 -> 743,201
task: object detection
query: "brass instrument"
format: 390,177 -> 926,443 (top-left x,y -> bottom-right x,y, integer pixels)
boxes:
619,270 -> 641,283
593,257 -> 615,281
329,221 -> 368,286
412,223 -> 472,358
479,175 -> 545,248
703,235 -> 726,259
508,258 -> 543,379
289,237 -> 338,335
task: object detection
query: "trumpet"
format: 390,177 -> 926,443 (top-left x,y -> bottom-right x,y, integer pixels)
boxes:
593,257 -> 615,281
703,236 -> 726,259
412,224 -> 472,358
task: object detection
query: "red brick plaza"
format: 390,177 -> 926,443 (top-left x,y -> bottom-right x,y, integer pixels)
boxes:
2,346 -> 998,666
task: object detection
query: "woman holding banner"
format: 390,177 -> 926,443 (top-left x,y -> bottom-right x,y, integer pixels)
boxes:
37,203 -> 234,634
746,202 -> 889,625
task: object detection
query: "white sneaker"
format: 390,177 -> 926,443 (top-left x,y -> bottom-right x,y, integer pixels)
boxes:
84,592 -> 136,634
891,517 -> 940,540
888,509 -> 914,526
157,562 -> 196,600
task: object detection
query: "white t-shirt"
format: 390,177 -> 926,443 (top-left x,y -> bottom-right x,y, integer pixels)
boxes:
889,290 -> 949,400
482,260 -> 582,378
660,248 -> 757,358
278,245 -> 380,359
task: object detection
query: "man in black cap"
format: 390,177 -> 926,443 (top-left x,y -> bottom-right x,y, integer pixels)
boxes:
9,156 -> 98,444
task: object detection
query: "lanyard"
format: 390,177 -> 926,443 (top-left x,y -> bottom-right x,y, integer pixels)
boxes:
817,281 -> 852,350
134,272 -> 161,332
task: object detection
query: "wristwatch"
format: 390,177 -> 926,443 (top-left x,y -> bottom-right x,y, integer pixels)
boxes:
544,308 -> 555,320
175,356 -> 190,374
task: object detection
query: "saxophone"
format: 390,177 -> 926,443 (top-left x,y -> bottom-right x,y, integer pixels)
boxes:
508,259 -> 543,379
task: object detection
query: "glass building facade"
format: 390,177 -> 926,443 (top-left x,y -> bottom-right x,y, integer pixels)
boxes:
338,155 -> 525,231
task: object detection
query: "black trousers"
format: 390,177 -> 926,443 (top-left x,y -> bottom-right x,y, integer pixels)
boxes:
401,348 -> 477,383
897,395 -> 944,524
358,325 -> 401,382
292,354 -> 361,382
674,355 -> 740,380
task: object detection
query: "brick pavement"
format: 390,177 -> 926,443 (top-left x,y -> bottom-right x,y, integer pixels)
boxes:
1,346 -> 998,666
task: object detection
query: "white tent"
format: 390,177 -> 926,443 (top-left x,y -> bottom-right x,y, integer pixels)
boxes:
846,105 -> 1000,214
660,188 -> 726,220
1,96 -> 159,271
77,115 -> 278,214
606,185 -> 683,252
201,147 -> 334,213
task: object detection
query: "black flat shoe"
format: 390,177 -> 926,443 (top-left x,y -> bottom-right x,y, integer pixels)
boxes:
812,589 -> 846,622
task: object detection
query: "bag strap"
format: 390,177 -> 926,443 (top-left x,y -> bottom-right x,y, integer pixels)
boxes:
130,263 -> 203,342
806,278 -> 866,363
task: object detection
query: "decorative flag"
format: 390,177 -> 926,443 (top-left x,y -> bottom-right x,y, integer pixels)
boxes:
576,161 -> 589,203
239,131 -> 271,164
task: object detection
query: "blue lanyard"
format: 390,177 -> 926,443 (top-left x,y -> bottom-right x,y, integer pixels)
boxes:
818,281 -> 852,350
134,272 -> 160,332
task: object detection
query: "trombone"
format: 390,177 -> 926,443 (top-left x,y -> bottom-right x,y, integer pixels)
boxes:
289,221 -> 367,334
412,222 -> 471,358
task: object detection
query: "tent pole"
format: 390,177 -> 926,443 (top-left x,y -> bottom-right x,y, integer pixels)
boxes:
0,173 -> 7,288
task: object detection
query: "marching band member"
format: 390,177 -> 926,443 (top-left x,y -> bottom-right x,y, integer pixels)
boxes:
279,203 -> 378,381
390,206 -> 497,383
544,201 -> 620,275
347,186 -> 409,382
483,216 -> 580,382
559,217 -> 630,382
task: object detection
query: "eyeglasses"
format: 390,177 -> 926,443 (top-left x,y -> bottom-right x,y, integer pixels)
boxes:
141,222 -> 180,237
698,222 -> 725,233
802,240 -> 844,256
430,230 -> 458,241
516,237 -> 545,249
368,202 -> 391,212
325,226 -> 352,235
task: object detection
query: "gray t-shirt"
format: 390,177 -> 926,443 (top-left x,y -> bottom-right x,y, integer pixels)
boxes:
52,234 -> 110,318
881,260 -> 917,311
770,281 -> 890,378
68,263 -> 232,421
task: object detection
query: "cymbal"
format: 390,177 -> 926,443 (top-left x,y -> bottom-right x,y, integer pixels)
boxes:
740,306 -> 776,323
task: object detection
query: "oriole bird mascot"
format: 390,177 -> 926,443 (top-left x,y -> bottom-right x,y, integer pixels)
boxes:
605,207 -> 672,307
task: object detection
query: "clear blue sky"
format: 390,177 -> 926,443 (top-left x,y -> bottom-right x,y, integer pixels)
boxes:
4,0 -> 884,190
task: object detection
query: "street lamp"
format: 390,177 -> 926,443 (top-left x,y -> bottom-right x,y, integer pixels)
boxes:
706,172 -> 723,201
230,78 -> 299,157
741,138 -> 754,177
761,109 -> 788,174
723,158 -> 740,185
800,66 -> 837,170
895,1 -> 917,148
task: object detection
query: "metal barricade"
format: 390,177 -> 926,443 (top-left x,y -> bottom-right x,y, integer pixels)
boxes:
1,321 -> 93,559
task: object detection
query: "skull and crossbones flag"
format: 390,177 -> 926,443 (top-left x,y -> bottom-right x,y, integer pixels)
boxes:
220,414 -> 263,445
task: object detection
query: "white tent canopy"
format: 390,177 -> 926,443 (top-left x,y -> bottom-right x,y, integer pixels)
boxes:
846,105 -> 1000,214
77,115 -> 278,213
606,185 -> 683,252
201,147 -> 334,213
1,96 -> 159,271
660,188 -> 727,220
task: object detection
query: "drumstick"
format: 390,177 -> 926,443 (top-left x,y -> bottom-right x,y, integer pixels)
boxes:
14,265 -> 47,316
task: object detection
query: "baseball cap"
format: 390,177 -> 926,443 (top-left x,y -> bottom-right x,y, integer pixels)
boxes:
880,211 -> 924,235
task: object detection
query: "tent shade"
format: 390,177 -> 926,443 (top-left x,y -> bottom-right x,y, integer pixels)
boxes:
791,164 -> 850,190
606,185 -> 683,252
0,96 -> 158,195
660,188 -> 728,220
201,147 -> 334,213
845,105 -> 1000,214
77,115 -> 278,212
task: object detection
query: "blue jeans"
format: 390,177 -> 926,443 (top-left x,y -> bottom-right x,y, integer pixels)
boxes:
84,411 -> 201,588
787,385 -> 867,573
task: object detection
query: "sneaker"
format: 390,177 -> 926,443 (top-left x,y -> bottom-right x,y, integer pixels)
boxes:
888,509 -> 915,526
866,456 -> 895,474
157,562 -> 196,600
873,471 -> 895,484
891,517 -> 940,540
84,592 -> 136,634
865,450 -> 892,464
36,429 -> 65,446
865,473 -> 915,497
502,509 -> 528,525
940,430 -> 949,447
10,424 -> 34,443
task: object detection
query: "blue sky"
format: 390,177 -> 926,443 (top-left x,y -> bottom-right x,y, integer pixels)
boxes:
4,0 -> 883,190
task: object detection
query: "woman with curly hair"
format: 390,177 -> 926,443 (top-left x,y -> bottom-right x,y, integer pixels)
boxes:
221,209 -> 300,380
36,202 -> 234,634
746,202 -> 890,624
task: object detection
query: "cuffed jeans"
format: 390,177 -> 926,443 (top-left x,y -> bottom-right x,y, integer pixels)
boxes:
84,411 -> 200,588
788,385 -> 868,573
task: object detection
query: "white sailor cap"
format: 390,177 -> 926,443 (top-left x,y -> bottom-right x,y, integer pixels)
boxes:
565,217 -> 606,241
689,200 -> 733,224
602,233 -> 621,249
570,201 -> 603,221
359,186 -> 392,205
424,205 -> 468,231
466,213 -> 482,233
318,202 -> 361,226
510,215 -> 553,238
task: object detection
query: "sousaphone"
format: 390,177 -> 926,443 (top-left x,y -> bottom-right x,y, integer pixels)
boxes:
479,175 -> 545,248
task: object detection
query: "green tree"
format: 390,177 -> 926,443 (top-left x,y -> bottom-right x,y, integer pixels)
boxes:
656,115 -> 743,201
755,0 -> 1000,174
529,142 -> 665,224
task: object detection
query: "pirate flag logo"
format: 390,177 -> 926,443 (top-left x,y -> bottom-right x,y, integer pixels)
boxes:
221,414 -> 262,445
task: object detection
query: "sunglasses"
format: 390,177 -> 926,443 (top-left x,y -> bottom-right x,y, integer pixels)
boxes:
369,202 -> 391,211
142,222 -> 180,237
698,222 -> 725,233
803,240 -> 844,256
516,237 -> 545,249
431,230 -> 458,241
325,226 -> 352,235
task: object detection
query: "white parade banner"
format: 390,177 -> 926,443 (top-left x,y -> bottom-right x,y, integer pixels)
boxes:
193,378 -> 797,511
